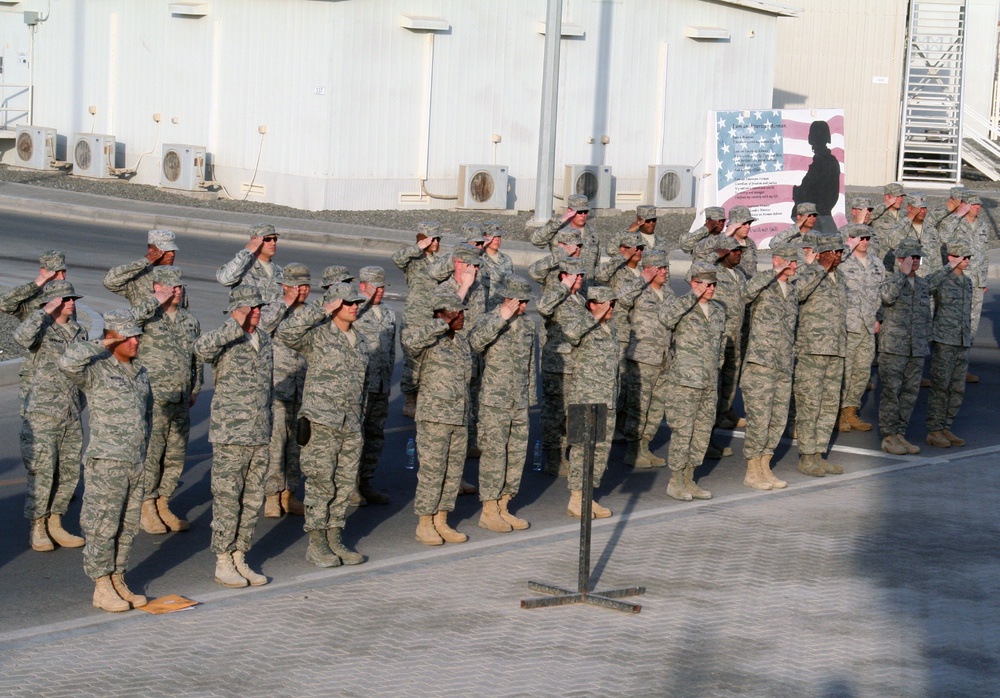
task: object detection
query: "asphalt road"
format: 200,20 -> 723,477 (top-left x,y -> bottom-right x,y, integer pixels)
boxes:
1,209 -> 998,636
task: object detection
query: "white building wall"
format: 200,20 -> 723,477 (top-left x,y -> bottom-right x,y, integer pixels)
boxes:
5,0 -> 786,211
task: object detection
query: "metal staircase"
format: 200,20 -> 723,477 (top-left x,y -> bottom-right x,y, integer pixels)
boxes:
898,0 -> 967,184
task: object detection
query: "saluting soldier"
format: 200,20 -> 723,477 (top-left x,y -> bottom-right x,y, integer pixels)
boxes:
628,205 -> 670,252
104,230 -> 178,305
870,182 -> 906,242
711,235 -> 749,436
480,221 -> 515,307
531,194 -> 600,282
770,202 -> 818,248
678,206 -> 726,262
881,194 -> 942,277
528,228 -> 583,294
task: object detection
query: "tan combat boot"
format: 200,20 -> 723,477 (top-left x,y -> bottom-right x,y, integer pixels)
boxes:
280,490 -> 305,516
567,490 -> 584,518
415,515 -> 443,546
683,466 -> 712,500
498,494 -> 529,530
348,488 -> 366,507
704,441 -> 733,459
743,457 -> 772,491
402,392 -> 417,418
797,453 -> 825,477
722,409 -> 748,429
327,528 -> 365,565
433,511 -> 467,543
925,430 -> 950,448
590,499 -> 612,519
634,440 -> 666,468
215,552 -> 250,587
666,470 -> 693,501
844,406 -> 873,432
359,479 -> 390,505
817,453 -> 843,475
111,573 -> 148,607
232,551 -> 268,585
47,514 -> 84,547
966,371 -> 979,383
93,575 -> 130,612
881,434 -> 907,455
140,499 -> 167,535
942,429 -> 965,446
896,435 -> 921,454
263,494 -> 282,518
837,408 -> 853,433
305,530 -> 342,568
30,517 -> 54,551
156,497 -> 189,532
459,479 -> 478,496
760,455 -> 787,489
478,500 -> 513,532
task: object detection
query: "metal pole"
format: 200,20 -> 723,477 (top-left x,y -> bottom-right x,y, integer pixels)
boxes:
532,0 -> 563,224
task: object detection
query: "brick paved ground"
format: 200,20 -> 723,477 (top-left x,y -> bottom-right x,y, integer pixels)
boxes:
1,448 -> 997,698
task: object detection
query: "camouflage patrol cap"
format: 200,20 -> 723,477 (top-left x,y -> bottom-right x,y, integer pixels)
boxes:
950,186 -> 967,200
37,280 -> 82,306
359,265 -> 386,288
795,202 -> 818,216
322,282 -> 367,306
636,205 -> 657,221
459,223 -> 488,244
960,190 -> 982,205
686,261 -> 718,284
814,232 -> 845,253
907,193 -> 928,208
618,231 -> 644,249
452,243 -> 483,266
38,250 -> 66,272
714,235 -> 741,253
850,196 -> 874,210
482,221 -> 504,237
893,240 -> 924,258
150,266 -> 183,287
945,241 -> 972,258
321,265 -> 351,288
148,229 -> 178,252
225,285 -> 265,313
642,249 -> 670,268
415,221 -> 442,241
884,182 -> 905,196
769,243 -> 803,262
842,223 -> 872,240
728,205 -> 756,226
558,256 -> 586,276
431,286 -> 466,312
802,232 -> 820,249
498,275 -> 534,302
586,286 -> 617,303
103,308 -> 142,338
567,194 -> 590,211
284,263 -> 312,287
250,223 -> 278,239
555,229 -> 584,246
705,206 -> 726,221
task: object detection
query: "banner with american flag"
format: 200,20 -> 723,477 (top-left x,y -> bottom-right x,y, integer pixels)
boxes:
701,108 -> 846,247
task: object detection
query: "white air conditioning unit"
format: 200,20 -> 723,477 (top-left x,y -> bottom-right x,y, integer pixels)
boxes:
160,144 -> 206,191
564,164 -> 613,209
14,126 -> 58,170
456,164 -> 508,209
71,134 -> 116,178
647,165 -> 694,207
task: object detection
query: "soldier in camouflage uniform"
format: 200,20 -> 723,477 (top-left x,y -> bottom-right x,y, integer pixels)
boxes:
870,182 -> 906,246
662,263 -> 726,501
277,283 -> 370,567
216,223 -> 287,331
878,240 -> 930,455
536,257 -> 589,475
131,267 -> 203,535
58,309 -> 152,612
619,250 -> 673,468
468,276 -> 537,532
769,202 -> 818,248
880,194 -> 942,277
728,206 -> 760,279
402,286 -> 474,546
263,263 -> 312,518
926,186 -> 966,229
14,280 -> 87,551
353,266 -> 397,506
711,235 -> 750,435
531,194 -> 600,282
924,242 -> 974,448
627,205 -> 670,252
528,229 -> 583,293
392,222 -> 445,417
793,233 -> 848,477
104,230 -> 178,305
320,265 -> 353,289
678,206 -> 726,262
837,224 -> 885,433
481,221 -> 515,307
739,244 -> 800,490
194,286 -> 273,589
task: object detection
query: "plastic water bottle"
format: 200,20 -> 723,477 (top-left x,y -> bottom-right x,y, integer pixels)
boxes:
405,437 -> 416,470
532,440 -> 543,472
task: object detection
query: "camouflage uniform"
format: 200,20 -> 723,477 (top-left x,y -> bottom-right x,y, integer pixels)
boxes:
770,224 -> 809,248
711,245 -> 750,423
924,264 -> 973,433
530,197 -> 600,282
678,207 -> 726,264
938,211 -> 989,337
354,281 -> 397,486
266,303 -> 308,497
194,305 -> 273,556
881,217 -> 943,277
839,242 -> 885,410
276,295 -> 370,533
480,225 -> 515,307
878,263 -> 931,438
468,286 -> 537,501
737,237 -> 759,278
59,323 -> 153,580
14,293 -> 86,522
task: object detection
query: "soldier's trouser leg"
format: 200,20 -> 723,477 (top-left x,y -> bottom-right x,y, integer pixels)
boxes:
541,370 -> 567,452
210,444 -> 268,554
878,352 -> 923,436
144,400 -> 190,501
414,421 -> 467,516
615,343 -> 631,432
300,423 -> 362,531
795,354 -> 844,454
665,385 -> 715,472
400,330 -> 419,396
841,331 -> 875,409
360,392 -> 390,481
636,361 -> 669,443
971,286 -> 985,339
21,414 -> 82,520
568,406 -> 614,491
478,404 -> 528,501
468,354 -> 482,447
740,362 -> 790,460
926,342 -> 969,432
716,334 -> 742,421
81,458 -> 143,579
265,399 -> 297,496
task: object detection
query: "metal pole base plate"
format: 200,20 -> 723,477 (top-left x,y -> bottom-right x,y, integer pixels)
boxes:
521,581 -> 645,613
